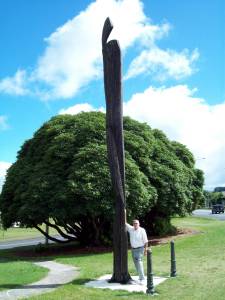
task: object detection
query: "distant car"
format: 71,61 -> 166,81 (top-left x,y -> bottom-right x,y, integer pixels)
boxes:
212,204 -> 224,214
12,222 -> 21,228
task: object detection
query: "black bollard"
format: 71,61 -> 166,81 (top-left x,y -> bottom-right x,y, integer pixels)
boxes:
170,240 -> 177,277
146,249 -> 155,295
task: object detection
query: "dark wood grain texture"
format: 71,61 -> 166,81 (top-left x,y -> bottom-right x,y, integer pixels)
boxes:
102,17 -> 131,283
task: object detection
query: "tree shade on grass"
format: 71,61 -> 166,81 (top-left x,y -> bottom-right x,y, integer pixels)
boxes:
0,112 -> 204,244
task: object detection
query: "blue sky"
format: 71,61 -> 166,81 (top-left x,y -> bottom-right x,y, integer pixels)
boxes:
0,0 -> 224,190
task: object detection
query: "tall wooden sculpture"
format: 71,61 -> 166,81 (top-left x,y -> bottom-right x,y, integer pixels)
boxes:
102,17 -> 131,283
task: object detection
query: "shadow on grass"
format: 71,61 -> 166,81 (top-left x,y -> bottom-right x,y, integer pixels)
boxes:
0,242 -> 113,263
0,278 -> 95,292
0,283 -> 62,290
71,278 -> 94,286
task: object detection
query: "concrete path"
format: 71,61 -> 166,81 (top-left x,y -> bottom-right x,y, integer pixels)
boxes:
0,261 -> 79,299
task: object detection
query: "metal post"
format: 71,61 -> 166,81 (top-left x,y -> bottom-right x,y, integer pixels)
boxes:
146,249 -> 154,295
170,240 -> 177,277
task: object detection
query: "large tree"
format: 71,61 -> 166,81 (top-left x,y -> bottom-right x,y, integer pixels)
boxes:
0,112 -> 204,244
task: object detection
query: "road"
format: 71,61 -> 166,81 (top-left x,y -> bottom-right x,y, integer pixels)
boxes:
0,235 -> 63,250
192,209 -> 225,221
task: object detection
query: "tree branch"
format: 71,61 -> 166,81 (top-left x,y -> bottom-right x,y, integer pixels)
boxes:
34,225 -> 71,244
44,220 -> 77,242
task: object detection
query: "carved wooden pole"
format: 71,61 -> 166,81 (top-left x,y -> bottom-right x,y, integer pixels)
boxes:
102,17 -> 131,283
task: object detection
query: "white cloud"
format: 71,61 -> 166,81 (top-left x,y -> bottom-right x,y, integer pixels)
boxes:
125,47 -> 199,80
123,85 -> 225,190
59,103 -> 104,115
0,116 -> 9,130
0,0 -> 184,100
32,0 -> 168,99
0,161 -> 11,192
0,70 -> 29,96
57,86 -> 225,189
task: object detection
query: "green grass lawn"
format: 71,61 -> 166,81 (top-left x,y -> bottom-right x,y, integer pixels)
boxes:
1,216 -> 225,299
0,260 -> 48,291
0,227 -> 43,241
0,226 -> 58,242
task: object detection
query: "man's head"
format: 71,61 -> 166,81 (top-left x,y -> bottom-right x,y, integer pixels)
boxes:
133,219 -> 140,230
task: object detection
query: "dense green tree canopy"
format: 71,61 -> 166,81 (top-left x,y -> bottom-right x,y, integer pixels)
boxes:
0,112 -> 204,244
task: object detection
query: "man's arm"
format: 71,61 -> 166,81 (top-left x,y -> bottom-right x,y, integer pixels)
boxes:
124,209 -> 132,232
126,222 -> 133,232
142,229 -> 149,255
144,242 -> 148,255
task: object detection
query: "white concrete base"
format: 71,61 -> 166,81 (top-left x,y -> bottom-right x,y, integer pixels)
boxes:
85,274 -> 168,293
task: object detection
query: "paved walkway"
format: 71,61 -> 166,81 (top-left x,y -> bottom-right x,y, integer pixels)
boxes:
0,261 -> 79,299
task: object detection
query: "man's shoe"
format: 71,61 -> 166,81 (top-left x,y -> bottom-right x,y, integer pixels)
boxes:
139,280 -> 145,285
129,279 -> 138,285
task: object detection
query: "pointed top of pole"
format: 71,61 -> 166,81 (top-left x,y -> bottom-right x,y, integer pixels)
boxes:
102,17 -> 113,48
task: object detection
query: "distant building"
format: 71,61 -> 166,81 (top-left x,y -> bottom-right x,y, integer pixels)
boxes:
214,186 -> 225,196
213,187 -> 225,205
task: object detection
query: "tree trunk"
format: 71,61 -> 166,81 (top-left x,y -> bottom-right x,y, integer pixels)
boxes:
102,17 -> 131,283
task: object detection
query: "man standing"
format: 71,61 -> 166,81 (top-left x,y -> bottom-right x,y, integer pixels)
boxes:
126,219 -> 148,284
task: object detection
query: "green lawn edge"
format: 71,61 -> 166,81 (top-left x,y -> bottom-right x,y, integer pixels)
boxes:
0,260 -> 48,291
1,216 -> 225,300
